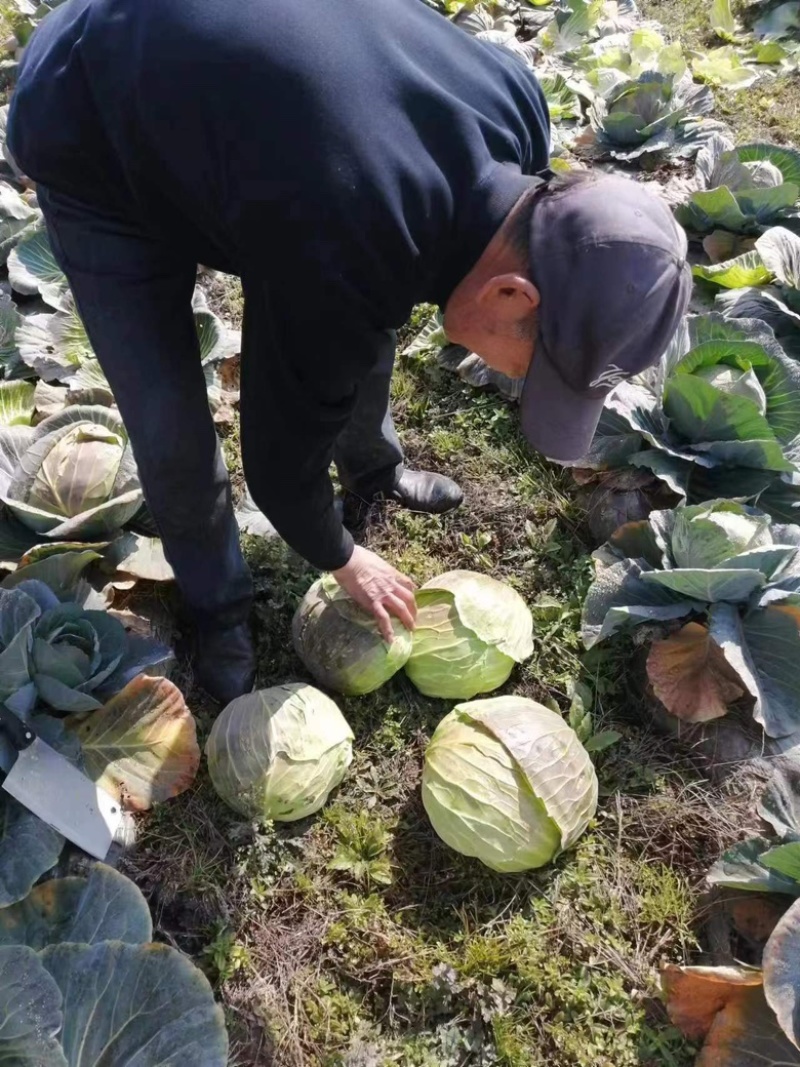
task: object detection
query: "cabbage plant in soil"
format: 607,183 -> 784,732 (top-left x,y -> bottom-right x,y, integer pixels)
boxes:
292,574 -> 412,696
0,406 -> 142,552
695,226 -> 800,361
582,498 -> 800,738
690,44 -> 762,91
0,552 -> 198,908
450,1 -> 539,66
0,568 -> 172,718
402,309 -> 523,401
676,134 -> 800,237
206,683 -> 353,822
663,770 -> 800,1063
405,570 -> 533,699
534,0 -> 641,59
0,181 -> 39,268
14,285 -> 240,421
574,25 -> 687,85
0,404 -> 174,582
570,313 -> 800,522
0,862 -> 228,1065
422,695 -> 598,873
580,70 -> 720,163
751,1 -> 800,71
0,292 -> 36,429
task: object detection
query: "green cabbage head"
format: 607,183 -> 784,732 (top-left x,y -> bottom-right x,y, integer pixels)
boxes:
205,683 -> 353,822
0,406 -> 142,539
422,696 -> 598,873
405,571 -> 533,699
0,577 -> 170,719
670,499 -> 773,569
292,574 -> 411,695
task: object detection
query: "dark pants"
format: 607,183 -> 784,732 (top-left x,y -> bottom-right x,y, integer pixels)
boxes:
38,187 -> 404,629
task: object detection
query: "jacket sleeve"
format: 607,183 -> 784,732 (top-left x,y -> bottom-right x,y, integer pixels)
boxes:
238,274 -> 389,572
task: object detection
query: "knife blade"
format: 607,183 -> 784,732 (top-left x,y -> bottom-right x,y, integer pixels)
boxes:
0,704 -> 122,860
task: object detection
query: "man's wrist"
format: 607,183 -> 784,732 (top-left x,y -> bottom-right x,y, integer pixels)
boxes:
311,525 -> 354,574
331,543 -> 357,578
327,532 -> 355,576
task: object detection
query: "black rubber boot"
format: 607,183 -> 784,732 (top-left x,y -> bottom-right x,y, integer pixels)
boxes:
191,622 -> 256,706
341,468 -> 463,533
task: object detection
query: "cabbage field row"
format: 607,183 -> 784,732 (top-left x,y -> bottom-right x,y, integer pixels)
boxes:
0,0 -> 798,1064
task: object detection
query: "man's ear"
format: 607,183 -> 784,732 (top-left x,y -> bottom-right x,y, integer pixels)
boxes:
477,273 -> 540,324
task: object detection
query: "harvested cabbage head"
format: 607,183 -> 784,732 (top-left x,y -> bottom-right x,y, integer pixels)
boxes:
422,697 -> 598,873
405,571 -> 533,699
292,574 -> 411,695
205,683 -> 353,822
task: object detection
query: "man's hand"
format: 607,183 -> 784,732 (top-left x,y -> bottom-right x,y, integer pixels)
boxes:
332,545 -> 417,643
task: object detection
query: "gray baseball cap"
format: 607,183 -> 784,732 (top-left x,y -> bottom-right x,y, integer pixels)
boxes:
521,173 -> 692,462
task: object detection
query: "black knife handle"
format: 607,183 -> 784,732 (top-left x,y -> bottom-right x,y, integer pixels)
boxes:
0,705 -> 34,751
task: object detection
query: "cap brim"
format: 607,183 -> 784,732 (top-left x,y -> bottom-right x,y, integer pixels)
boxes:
520,346 -> 606,463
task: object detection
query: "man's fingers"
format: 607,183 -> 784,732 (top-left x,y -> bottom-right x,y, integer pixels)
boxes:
394,572 -> 417,593
372,601 -> 395,644
384,592 -> 416,633
394,583 -> 418,622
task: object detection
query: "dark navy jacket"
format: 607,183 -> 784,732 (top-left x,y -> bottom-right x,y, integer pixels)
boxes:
9,0 -> 550,569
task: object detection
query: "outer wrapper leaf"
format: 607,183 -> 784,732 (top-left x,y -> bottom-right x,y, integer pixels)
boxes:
762,842 -> 800,883
465,697 -> 599,851
41,941 -> 229,1066
711,602 -> 800,737
0,584 -> 39,710
737,144 -> 800,187
694,251 -> 773,288
760,763 -> 800,838
7,228 -> 68,308
70,675 -> 200,811
642,566 -> 766,603
647,621 -> 745,722
0,380 -> 34,427
418,570 -> 533,660
0,792 -> 64,907
581,556 -> 705,648
663,963 -> 800,1066
763,897 -> 800,1047
3,546 -> 105,597
0,944 -> 66,1066
101,531 -> 174,582
0,863 -> 152,949
708,837 -> 800,895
